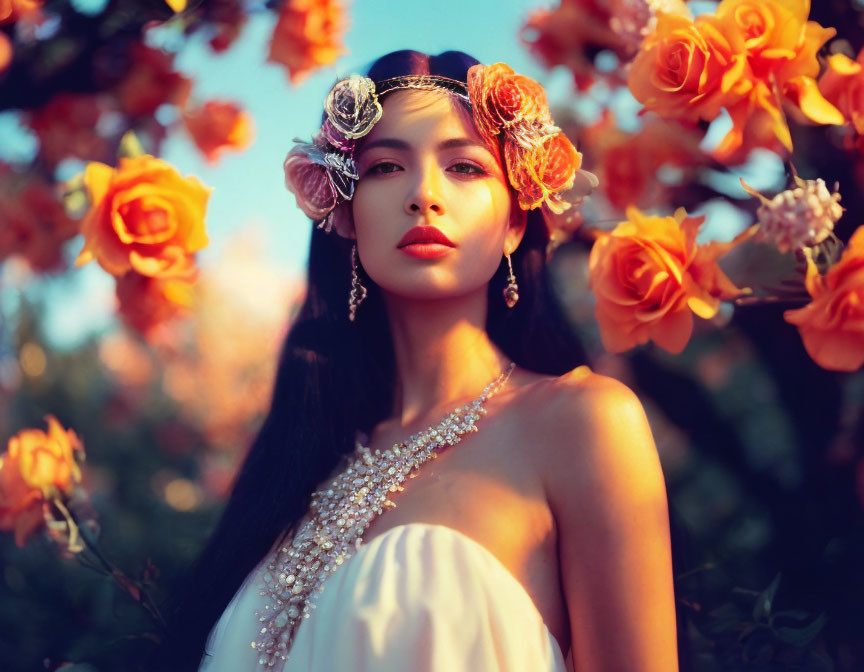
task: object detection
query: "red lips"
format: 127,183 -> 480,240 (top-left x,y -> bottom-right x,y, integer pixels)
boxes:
397,225 -> 455,248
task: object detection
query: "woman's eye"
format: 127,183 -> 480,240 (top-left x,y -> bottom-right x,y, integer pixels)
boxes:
365,161 -> 484,176
367,162 -> 401,175
449,162 -> 484,175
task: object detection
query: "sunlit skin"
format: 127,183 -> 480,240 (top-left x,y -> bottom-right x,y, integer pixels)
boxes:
332,88 -> 534,423
331,88 -> 679,672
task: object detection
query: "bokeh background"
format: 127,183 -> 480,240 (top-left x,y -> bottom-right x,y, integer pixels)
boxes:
1,0 -> 863,670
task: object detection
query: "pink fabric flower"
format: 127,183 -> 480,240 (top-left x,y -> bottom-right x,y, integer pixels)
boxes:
283,141 -> 358,226
283,142 -> 337,221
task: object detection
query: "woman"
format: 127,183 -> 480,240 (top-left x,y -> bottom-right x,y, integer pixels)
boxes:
153,49 -> 679,671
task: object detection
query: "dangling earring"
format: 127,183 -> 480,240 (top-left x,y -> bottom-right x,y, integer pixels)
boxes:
503,252 -> 519,308
348,242 -> 367,322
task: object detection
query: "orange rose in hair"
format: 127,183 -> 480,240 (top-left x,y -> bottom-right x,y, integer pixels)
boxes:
504,132 -> 581,213
467,62 -> 552,147
182,100 -> 255,164
589,206 -> 754,353
783,226 -> 864,372
0,415 -> 84,547
75,155 -> 211,279
628,12 -> 751,124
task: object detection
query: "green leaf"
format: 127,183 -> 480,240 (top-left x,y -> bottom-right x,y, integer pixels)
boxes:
119,130 -> 146,159
61,172 -> 89,218
772,611 -> 828,647
752,571 -> 783,622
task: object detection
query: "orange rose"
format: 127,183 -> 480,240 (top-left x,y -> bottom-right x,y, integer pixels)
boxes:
715,0 -> 830,84
75,155 -> 211,279
116,270 -> 196,341
819,49 -> 864,135
715,0 -> 809,66
182,100 -> 255,164
711,0 -> 842,159
783,226 -> 864,372
0,415 -> 84,547
467,62 -> 552,147
588,205 -> 754,353
631,0 -> 842,161
503,132 -> 581,213
14,415 -> 83,492
628,12 -> 751,124
267,0 -> 348,85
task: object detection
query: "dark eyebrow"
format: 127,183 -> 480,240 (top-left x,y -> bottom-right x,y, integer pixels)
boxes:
357,137 -> 490,156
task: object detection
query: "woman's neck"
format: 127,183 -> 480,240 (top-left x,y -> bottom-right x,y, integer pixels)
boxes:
382,287 -> 511,429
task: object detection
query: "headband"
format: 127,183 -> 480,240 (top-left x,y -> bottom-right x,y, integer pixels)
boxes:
283,63 -> 598,235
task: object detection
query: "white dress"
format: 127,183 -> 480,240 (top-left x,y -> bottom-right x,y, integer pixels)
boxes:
199,522 -> 570,671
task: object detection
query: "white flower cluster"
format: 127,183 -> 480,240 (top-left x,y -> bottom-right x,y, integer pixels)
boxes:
742,176 -> 844,254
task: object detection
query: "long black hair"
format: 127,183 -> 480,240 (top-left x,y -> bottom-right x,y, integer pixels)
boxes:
150,49 -> 587,671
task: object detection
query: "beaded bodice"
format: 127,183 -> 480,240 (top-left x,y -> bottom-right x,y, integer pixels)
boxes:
250,361 -> 516,668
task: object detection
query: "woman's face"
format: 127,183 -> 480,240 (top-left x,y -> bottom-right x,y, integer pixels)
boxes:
339,89 -> 526,301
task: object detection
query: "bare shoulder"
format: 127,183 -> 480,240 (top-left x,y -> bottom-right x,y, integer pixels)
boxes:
551,364 -> 641,408
536,364 -> 648,440
533,366 -> 667,514
536,367 -> 679,671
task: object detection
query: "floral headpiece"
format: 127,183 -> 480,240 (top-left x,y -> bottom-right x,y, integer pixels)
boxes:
283,63 -> 598,235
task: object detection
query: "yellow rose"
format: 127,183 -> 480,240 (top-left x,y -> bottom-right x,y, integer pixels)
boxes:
76,155 -> 211,279
0,415 -> 85,547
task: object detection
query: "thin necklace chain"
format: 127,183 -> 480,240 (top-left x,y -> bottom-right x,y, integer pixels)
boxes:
251,360 -> 517,667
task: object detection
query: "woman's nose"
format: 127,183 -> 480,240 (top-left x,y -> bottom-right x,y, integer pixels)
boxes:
405,160 -> 445,216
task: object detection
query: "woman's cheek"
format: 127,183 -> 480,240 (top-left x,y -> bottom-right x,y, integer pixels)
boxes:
351,180 -> 393,229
